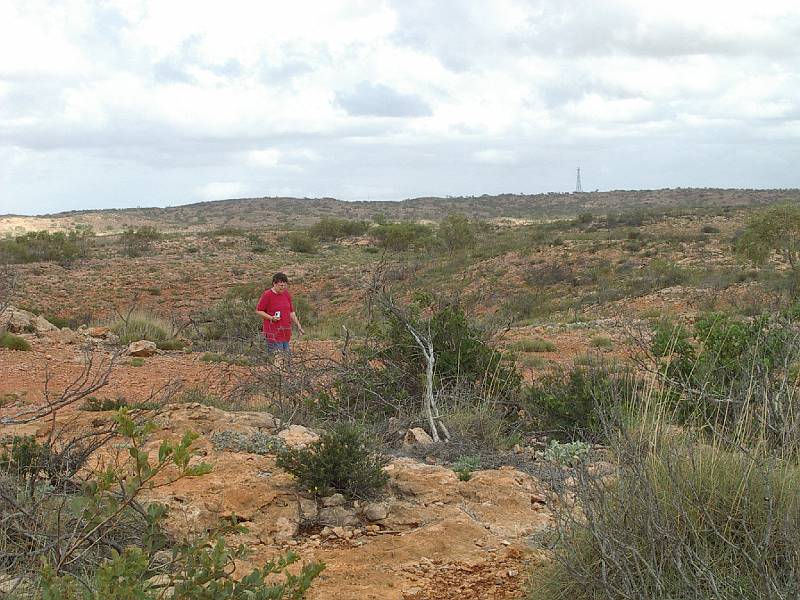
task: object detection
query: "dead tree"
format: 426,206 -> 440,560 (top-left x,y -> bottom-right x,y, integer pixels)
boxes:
373,291 -> 450,442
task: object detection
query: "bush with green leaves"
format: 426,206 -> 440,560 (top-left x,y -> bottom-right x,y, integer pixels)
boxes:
2,411 -> 323,598
652,312 -> 797,433
523,364 -> 637,441
511,338 -> 556,353
276,424 -> 388,499
529,418 -> 800,600
119,226 -> 160,258
110,309 -> 180,346
452,455 -> 481,481
379,299 -> 521,398
0,229 -> 92,265
287,231 -> 318,253
437,213 -> 475,254
308,217 -> 369,241
542,440 -> 590,466
0,330 -> 31,350
370,222 -> 434,251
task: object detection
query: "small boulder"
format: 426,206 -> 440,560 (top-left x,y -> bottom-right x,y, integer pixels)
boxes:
277,424 -> 319,449
322,493 -> 346,508
362,502 -> 389,522
402,427 -> 434,449
86,326 -> 111,338
128,340 -> 157,357
318,506 -> 360,527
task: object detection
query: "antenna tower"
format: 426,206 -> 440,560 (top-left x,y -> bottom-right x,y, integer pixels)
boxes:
575,167 -> 583,193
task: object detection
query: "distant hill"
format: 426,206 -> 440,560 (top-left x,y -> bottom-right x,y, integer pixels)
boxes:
2,188 -> 799,236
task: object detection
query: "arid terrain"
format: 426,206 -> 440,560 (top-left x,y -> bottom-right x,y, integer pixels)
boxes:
2,189 -> 800,598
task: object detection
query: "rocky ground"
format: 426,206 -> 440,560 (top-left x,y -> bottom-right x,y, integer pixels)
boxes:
1,308 -> 558,599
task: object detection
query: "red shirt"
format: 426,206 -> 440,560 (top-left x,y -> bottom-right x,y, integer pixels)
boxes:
256,289 -> 294,342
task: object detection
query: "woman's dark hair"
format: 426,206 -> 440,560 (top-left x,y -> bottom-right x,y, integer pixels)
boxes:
272,272 -> 289,284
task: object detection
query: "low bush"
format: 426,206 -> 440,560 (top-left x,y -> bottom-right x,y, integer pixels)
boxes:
276,424 -> 388,499
287,231 -> 318,253
370,222 -> 434,251
110,309 -> 179,346
119,226 -> 160,257
4,411 -> 324,598
511,338 -> 556,353
529,424 -> 800,600
309,217 -> 369,241
0,331 -> 31,351
523,364 -> 637,441
452,455 -> 481,481
588,335 -> 614,350
0,229 -> 92,265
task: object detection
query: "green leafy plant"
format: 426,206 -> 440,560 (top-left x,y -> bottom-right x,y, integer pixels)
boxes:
287,232 -> 317,253
452,455 -> 481,481
276,424 -> 388,499
0,330 -> 32,350
542,440 -> 590,466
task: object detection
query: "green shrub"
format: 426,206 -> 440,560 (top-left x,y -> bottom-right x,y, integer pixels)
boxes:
200,352 -> 253,366
370,222 -> 434,251
276,424 -> 388,499
29,412 -> 323,599
529,427 -> 800,600
0,229 -> 92,264
452,455 -> 481,481
542,440 -> 589,466
155,338 -> 185,351
0,331 -> 31,351
287,231 -> 317,253
129,357 -> 145,367
110,310 -> 178,346
437,213 -> 475,253
309,217 -> 369,241
511,338 -> 556,353
588,335 -> 614,350
701,224 -> 720,234
523,364 -> 636,441
119,226 -> 160,257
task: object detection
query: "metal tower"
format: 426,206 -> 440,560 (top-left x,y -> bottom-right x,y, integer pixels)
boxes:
575,167 -> 583,193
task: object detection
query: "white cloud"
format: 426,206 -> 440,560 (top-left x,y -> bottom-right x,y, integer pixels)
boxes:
474,149 -> 517,165
196,181 -> 248,201
1,0 -> 799,214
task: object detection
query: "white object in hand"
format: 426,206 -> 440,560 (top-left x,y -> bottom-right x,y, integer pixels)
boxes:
274,311 -> 281,319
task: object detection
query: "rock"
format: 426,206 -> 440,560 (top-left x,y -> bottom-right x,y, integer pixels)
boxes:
277,424 -> 319,449
86,326 -> 111,338
299,498 -> 318,520
362,502 -> 389,522
33,315 -> 57,332
322,493 -> 346,507
128,340 -> 157,357
402,427 -> 433,449
0,306 -> 56,333
318,506 -> 360,527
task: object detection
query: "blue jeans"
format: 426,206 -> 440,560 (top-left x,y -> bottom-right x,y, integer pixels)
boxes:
266,341 -> 290,352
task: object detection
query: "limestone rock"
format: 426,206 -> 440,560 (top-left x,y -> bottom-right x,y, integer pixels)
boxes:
318,505 -> 360,527
277,424 -> 319,449
86,326 -> 111,338
128,340 -> 157,357
322,493 -> 346,507
0,306 -> 56,334
402,427 -> 433,449
362,502 -> 389,522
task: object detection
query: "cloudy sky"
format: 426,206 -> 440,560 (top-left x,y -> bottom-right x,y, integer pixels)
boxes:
1,0 -> 799,215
